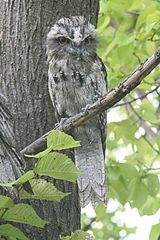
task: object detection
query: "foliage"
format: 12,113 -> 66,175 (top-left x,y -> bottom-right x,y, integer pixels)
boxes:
2,203 -> 48,227
82,204 -> 136,239
0,196 -> 48,239
81,0 -> 160,239
149,223 -> 160,240
34,152 -> 81,182
0,224 -> 29,240
19,179 -> 70,201
0,0 -> 160,239
0,130 -> 81,239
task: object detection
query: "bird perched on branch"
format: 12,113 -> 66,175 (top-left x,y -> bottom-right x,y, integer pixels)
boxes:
46,16 -> 108,208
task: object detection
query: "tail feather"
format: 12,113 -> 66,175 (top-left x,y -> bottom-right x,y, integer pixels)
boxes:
79,184 -> 106,208
91,192 -> 106,209
79,185 -> 92,207
74,122 -> 107,208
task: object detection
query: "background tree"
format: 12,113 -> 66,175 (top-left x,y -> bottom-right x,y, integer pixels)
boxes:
82,0 -> 160,239
0,0 -> 99,239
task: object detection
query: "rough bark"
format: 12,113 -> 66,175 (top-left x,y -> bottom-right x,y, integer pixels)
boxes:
0,0 -> 99,239
0,93 -> 24,198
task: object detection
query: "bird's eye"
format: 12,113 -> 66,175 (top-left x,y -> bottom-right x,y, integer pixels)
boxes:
57,37 -> 70,45
84,37 -> 93,44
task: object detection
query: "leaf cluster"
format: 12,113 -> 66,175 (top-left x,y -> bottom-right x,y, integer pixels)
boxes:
82,0 -> 160,239
0,130 -> 81,239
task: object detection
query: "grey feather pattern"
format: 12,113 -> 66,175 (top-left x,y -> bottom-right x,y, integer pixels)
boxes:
47,16 -> 107,208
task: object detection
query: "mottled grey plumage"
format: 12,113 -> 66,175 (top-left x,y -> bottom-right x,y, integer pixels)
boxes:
47,16 -> 107,208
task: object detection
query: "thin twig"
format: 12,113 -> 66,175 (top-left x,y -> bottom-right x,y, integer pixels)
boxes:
142,135 -> 160,155
114,85 -> 159,107
128,102 -> 158,140
145,167 -> 160,171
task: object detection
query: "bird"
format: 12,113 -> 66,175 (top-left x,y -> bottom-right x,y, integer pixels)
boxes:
46,16 -> 108,208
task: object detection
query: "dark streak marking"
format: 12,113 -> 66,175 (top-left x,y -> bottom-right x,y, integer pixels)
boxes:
79,73 -> 84,87
54,76 -> 59,83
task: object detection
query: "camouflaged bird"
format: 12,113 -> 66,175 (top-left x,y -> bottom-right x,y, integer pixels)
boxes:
46,16 -> 108,208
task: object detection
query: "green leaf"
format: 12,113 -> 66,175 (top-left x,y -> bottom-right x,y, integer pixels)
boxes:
110,177 -> 128,205
146,174 -> 159,197
117,163 -> 138,180
0,182 -> 15,187
34,152 -> 81,183
108,2 -> 125,16
25,145 -> 53,159
2,203 -> 48,228
0,195 -> 14,209
98,15 -> 110,31
13,171 -> 35,186
104,38 -> 117,56
19,179 -> 70,201
149,223 -> 160,240
0,209 -> 6,218
95,204 -> 108,221
25,131 -> 81,159
108,166 -> 120,180
139,196 -> 160,216
116,32 -> 135,47
135,137 -> 156,165
128,178 -> 148,208
0,171 -> 35,187
0,224 -> 28,240
136,4 -> 156,30
141,99 -> 157,123
47,130 -> 80,150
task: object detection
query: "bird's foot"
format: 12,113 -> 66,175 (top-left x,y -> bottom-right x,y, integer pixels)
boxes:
55,118 -> 68,131
82,104 -> 91,114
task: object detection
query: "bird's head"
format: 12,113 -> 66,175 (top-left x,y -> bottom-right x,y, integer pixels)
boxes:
47,16 -> 97,63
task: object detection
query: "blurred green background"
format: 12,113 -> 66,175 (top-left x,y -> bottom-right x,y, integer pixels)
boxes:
82,0 -> 160,239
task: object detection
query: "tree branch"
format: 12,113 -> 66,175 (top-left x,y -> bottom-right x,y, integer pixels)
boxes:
113,85 -> 159,107
21,48 -> 160,155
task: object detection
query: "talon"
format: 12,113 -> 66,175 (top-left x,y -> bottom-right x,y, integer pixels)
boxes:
82,104 -> 91,114
55,118 -> 68,130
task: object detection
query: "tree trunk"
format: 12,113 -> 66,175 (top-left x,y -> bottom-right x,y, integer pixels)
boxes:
0,93 -> 24,198
0,0 -> 99,239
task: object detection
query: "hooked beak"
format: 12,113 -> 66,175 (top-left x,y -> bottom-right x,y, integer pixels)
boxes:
73,40 -> 81,47
67,42 -> 83,57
